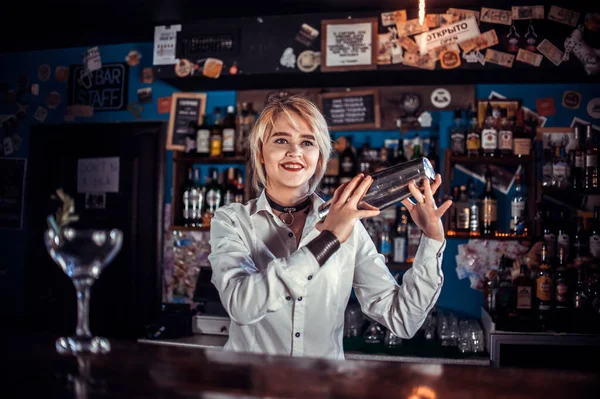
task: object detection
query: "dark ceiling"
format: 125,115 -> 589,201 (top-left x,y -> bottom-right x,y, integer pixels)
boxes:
2,0 -> 597,53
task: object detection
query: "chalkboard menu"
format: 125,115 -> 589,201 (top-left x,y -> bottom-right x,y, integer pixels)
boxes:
167,93 -> 207,150
68,63 -> 129,111
319,89 -> 380,131
0,158 -> 26,229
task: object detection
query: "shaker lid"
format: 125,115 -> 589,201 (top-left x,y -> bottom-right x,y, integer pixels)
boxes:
422,157 -> 436,181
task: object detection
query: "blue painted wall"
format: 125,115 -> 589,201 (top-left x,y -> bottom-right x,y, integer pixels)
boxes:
1,42 -> 599,320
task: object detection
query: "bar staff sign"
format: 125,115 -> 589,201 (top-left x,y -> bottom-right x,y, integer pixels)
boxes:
415,17 -> 480,54
68,62 -> 129,111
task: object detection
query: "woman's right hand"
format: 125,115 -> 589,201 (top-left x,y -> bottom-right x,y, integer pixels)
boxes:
316,174 -> 380,243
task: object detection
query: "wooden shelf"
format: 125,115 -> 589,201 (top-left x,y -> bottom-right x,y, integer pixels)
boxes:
542,186 -> 600,196
446,231 -> 531,240
170,225 -> 210,232
173,153 -> 248,164
448,154 -> 535,165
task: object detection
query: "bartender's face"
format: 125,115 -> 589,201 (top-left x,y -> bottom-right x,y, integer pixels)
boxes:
261,112 -> 320,192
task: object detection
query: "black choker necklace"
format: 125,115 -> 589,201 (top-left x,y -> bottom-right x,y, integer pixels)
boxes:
266,194 -> 312,225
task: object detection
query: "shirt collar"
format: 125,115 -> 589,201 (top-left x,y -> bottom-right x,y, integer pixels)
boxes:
251,189 -> 325,218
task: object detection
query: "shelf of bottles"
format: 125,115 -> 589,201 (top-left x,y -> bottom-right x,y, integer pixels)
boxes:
443,104 -> 537,240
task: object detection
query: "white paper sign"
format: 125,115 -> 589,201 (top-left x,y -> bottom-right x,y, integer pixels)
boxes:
84,47 -> 102,73
77,157 -> 120,193
325,22 -> 373,67
153,25 -> 182,65
415,17 -> 480,54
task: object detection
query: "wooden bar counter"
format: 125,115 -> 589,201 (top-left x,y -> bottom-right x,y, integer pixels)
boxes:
2,329 -> 599,398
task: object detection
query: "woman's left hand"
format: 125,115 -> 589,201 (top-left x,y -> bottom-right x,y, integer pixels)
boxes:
402,174 -> 452,243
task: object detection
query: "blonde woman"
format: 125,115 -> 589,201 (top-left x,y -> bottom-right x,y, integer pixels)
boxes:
208,94 -> 451,359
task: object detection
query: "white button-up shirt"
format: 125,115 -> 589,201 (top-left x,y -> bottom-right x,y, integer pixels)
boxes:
208,190 -> 445,360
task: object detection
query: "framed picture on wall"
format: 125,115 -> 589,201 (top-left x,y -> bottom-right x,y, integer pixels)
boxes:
476,98 -> 521,127
321,18 -> 378,72
167,92 -> 207,151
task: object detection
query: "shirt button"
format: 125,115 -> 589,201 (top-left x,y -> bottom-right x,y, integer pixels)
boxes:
307,275 -> 312,280
286,296 -> 291,301
298,297 -> 303,301
288,232 -> 293,238
295,332 -> 301,338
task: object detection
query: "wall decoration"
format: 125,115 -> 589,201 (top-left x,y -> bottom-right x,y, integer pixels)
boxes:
55,66 -> 69,82
440,49 -> 461,69
516,49 -> 543,67
295,23 -> 319,46
174,59 -> 193,77
536,39 -> 563,66
167,92 -> 207,150
157,97 -> 172,114
562,91 -> 581,109
480,7 -> 512,26
488,90 -> 547,127
397,35 -> 419,53
46,91 -> 61,109
202,58 -> 223,78
68,62 -> 128,111
477,98 -> 520,126
279,48 -> 296,68
15,102 -> 28,121
570,116 -> 600,132
414,16 -> 479,53
459,30 -> 498,53
536,98 -> 556,116
425,14 -> 454,29
141,67 -> 155,84
524,23 -> 539,52
447,8 -> 480,24
83,46 -> 102,73
381,10 -> 407,27
512,6 -> 544,20
563,25 -> 600,76
588,98 -> 600,119
128,102 -> 143,119
38,64 -> 51,81
403,52 -> 436,70
484,49 -> 514,68
548,6 -> 580,27
2,137 -> 13,156
33,106 -> 48,122
30,84 -> 39,96
506,25 -> 520,53
297,51 -> 320,72
16,76 -> 28,96
2,116 -> 18,135
377,33 -> 392,65
431,88 -> 451,108
137,88 -> 153,104
153,24 -> 181,65
229,62 -> 239,75
126,50 -> 141,67
318,89 -> 380,130
0,158 -> 26,229
321,18 -> 378,72
585,13 -> 600,32
463,50 -> 485,65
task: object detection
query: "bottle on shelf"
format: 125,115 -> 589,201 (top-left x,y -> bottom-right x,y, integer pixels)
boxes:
379,224 -> 392,264
455,185 -> 470,233
182,167 -> 194,227
481,101 -> 498,157
448,186 -> 459,232
510,169 -> 526,236
554,246 -> 571,329
196,118 -> 211,158
573,216 -> 588,258
222,105 -> 237,157
498,108 -> 513,157
589,206 -> 600,259
512,108 -> 531,158
234,169 -> 245,203
450,109 -> 465,156
393,206 -> 408,263
584,124 -> 598,190
214,107 -> 223,125
495,255 -> 515,321
536,244 -> 554,329
541,206 -> 556,260
479,167 -> 497,236
572,125 -> 584,189
467,179 -> 480,236
210,124 -> 223,157
339,136 -> 357,185
556,210 -> 570,261
202,168 -> 223,226
552,145 -> 570,188
466,106 -> 481,158
222,167 -> 236,206
514,261 -> 533,320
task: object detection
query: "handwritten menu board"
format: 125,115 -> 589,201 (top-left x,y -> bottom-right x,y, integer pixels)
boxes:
0,158 -> 26,229
167,93 -> 207,150
319,89 -> 380,131
68,63 -> 129,111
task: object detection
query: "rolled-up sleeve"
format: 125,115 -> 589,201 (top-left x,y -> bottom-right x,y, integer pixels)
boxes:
353,223 -> 445,338
208,208 -> 320,325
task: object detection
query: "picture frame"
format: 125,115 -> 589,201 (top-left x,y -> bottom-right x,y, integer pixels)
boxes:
321,18 -> 378,72
318,89 -> 381,131
167,92 -> 207,151
537,127 -> 576,150
476,98 -> 521,127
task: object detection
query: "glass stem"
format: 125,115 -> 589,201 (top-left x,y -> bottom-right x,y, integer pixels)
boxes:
73,279 -> 93,337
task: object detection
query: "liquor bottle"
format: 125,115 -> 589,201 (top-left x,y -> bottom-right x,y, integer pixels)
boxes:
484,269 -> 498,316
479,167 -> 497,236
396,139 -> 408,163
191,168 -> 202,227
554,247 -> 571,320
552,146 -> 570,188
589,206 -> 600,259
236,102 -> 253,155
210,125 -> 223,157
573,216 -> 588,258
449,186 -> 459,231
512,108 -> 531,158
222,105 -> 236,157
182,167 -> 194,227
481,102 -> 498,157
468,179 -> 480,235
202,168 -> 223,226
450,109 -> 465,156
213,107 -> 223,125
222,167 -> 236,206
510,169 -> 526,236
572,266 -> 587,311
515,262 -> 533,320
556,210 -> 570,261
541,206 -> 556,260
393,206 -> 408,263
379,224 -> 392,264
338,136 -> 357,185
413,133 -> 422,158
234,169 -> 245,203
466,107 -> 481,158
455,185 -> 470,232
572,125 -> 584,189
584,124 -> 598,190
196,119 -> 211,157
495,255 -> 515,321
498,108 -> 513,156
536,244 -> 554,329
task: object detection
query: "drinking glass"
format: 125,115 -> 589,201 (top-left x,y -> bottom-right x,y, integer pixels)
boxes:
318,157 -> 436,219
44,227 -> 123,355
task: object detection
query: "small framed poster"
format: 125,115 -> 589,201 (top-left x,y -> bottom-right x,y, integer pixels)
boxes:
167,92 -> 207,151
321,18 -> 378,72
318,89 -> 381,131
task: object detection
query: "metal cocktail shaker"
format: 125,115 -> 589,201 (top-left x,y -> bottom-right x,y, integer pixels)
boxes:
317,157 -> 436,219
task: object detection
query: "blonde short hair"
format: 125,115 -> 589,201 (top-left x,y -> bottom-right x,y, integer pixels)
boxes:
248,94 -> 332,194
